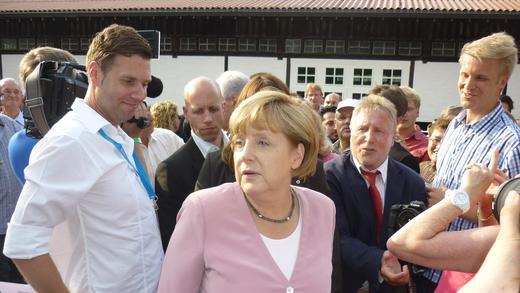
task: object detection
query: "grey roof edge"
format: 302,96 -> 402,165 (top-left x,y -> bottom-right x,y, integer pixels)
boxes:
1,8 -> 520,19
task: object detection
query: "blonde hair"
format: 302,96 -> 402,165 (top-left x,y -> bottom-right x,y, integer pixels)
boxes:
459,32 -> 518,77
305,83 -> 322,96
19,46 -> 77,86
150,100 -> 180,132
400,86 -> 421,108
235,73 -> 289,106
223,91 -> 320,179
353,94 -> 398,131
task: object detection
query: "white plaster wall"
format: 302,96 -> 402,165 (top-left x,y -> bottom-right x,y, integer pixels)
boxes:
228,56 -> 286,80
149,55 -> 225,110
412,61 -> 461,122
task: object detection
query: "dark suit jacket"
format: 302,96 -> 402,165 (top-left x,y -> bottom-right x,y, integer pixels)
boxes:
195,149 -> 343,293
324,151 -> 426,293
390,142 -> 420,174
155,137 -> 204,250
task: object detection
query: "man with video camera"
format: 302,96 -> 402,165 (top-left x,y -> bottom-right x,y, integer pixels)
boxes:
388,151 -> 520,292
3,24 -> 163,292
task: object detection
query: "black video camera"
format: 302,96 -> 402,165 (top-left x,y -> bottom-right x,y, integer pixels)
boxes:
25,61 -> 88,138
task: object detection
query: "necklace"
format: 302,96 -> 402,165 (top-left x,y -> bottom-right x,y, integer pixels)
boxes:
244,188 -> 296,223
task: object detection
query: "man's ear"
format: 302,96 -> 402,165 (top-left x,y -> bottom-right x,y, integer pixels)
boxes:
88,61 -> 102,87
498,75 -> 509,94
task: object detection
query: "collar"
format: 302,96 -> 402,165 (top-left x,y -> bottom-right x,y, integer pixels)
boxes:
412,124 -> 425,140
191,129 -> 229,158
454,102 -> 503,130
352,154 -> 388,185
71,98 -> 128,142
15,111 -> 24,126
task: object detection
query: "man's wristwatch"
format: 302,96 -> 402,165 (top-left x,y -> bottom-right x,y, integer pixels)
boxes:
445,189 -> 470,213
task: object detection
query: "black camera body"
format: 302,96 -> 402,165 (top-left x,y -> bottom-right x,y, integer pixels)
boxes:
388,200 -> 427,237
387,200 -> 427,275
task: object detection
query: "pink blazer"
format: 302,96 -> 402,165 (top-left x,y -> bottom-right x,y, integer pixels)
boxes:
158,182 -> 336,293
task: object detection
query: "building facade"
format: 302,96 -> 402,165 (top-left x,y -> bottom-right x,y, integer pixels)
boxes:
1,0 -> 519,121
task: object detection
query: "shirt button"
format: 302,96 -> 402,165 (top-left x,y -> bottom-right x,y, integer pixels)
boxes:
286,286 -> 294,293
295,179 -> 301,184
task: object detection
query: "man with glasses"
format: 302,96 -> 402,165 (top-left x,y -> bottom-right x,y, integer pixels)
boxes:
0,78 -> 24,126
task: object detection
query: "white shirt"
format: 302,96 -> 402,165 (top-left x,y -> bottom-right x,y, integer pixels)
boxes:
260,210 -> 302,280
147,127 -> 184,174
4,99 -> 163,293
191,129 -> 229,158
352,156 -> 389,209
14,111 -> 24,127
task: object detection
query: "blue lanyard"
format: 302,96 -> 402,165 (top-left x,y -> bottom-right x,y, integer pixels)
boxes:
98,128 -> 157,207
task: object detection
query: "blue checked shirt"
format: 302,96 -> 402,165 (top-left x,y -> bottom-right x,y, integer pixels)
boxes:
0,114 -> 23,235
424,103 -> 520,283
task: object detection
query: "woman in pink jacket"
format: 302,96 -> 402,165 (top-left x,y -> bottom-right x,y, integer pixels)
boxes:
158,91 -> 336,293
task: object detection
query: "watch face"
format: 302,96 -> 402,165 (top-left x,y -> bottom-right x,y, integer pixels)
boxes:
453,192 -> 468,205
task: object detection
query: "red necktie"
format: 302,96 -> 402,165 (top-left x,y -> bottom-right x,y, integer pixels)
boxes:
360,169 -> 383,243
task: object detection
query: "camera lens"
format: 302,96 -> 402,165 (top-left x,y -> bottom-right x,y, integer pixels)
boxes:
493,177 -> 520,223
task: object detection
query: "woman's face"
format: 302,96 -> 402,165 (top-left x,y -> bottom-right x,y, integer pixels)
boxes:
233,125 -> 304,197
428,127 -> 445,164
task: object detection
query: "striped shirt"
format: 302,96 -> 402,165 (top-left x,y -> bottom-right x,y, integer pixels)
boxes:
0,114 -> 23,234
424,103 -> 520,283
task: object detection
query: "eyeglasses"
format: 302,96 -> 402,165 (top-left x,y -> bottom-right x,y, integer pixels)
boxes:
1,89 -> 22,96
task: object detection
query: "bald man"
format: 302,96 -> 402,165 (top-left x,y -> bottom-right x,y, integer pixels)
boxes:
155,76 -> 228,250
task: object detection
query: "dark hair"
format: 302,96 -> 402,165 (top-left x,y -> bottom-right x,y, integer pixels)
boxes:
369,85 -> 407,118
319,105 -> 337,118
500,95 -> 514,111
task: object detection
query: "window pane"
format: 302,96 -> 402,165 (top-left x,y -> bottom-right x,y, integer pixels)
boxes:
326,68 -> 333,75
325,77 -> 334,84
336,68 -> 343,75
298,67 -> 305,74
297,76 -> 306,83
307,67 -> 315,75
308,76 -> 315,83
335,77 -> 343,85
383,69 -> 392,77
363,78 -> 371,86
353,77 -> 362,85
354,68 -> 362,76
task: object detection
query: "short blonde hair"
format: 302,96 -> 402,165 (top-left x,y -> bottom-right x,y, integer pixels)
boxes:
400,86 -> 421,109
353,94 -> 397,131
459,32 -> 518,77
19,46 -> 77,86
223,91 -> 320,179
150,100 -> 180,132
306,83 -> 322,96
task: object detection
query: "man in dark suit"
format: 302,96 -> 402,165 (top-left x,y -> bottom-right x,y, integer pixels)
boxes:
325,95 -> 427,293
155,76 -> 227,250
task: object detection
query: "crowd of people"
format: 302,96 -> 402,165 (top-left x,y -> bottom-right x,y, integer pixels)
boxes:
0,23 -> 518,293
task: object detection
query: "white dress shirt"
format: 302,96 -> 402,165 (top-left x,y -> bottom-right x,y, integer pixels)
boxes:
352,156 -> 389,209
147,127 -> 184,174
4,99 -> 163,293
191,129 -> 229,158
14,111 -> 24,127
